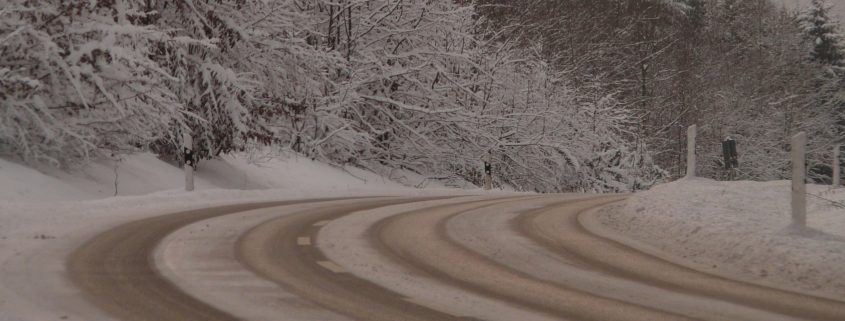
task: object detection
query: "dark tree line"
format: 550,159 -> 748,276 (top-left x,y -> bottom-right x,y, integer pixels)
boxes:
475,0 -> 845,182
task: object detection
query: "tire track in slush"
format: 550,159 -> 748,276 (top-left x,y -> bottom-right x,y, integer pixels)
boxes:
373,196 -> 697,321
443,196 -> 796,321
67,200 -> 339,321
68,194 -> 845,321
235,197 -> 481,321
521,197 -> 845,320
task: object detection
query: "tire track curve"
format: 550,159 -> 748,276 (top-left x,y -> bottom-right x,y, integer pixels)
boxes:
67,193 -> 845,321
235,197 -> 479,321
66,199 -> 348,321
317,195 -> 565,321
372,195 -> 698,321
520,197 -> 845,320
444,196 -> 797,321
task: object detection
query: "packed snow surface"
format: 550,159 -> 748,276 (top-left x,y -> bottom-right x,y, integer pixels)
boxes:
596,178 -> 845,299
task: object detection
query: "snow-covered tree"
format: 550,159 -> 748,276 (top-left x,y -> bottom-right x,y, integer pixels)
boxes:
144,0 -> 270,161
799,0 -> 845,66
0,0 -> 690,191
0,1 -> 184,167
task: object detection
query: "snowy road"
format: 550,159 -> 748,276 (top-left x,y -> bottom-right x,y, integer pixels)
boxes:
63,195 -> 845,321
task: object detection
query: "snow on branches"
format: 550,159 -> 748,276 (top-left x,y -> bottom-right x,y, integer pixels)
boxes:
1,0 -> 660,192
1,1 -> 182,167
799,0 -> 845,66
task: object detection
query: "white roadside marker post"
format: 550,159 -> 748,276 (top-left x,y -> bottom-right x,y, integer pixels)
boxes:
834,145 -> 841,188
183,132 -> 195,192
791,132 -> 806,228
686,125 -> 697,178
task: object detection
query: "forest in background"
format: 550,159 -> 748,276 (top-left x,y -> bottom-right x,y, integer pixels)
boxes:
1,0 -> 843,192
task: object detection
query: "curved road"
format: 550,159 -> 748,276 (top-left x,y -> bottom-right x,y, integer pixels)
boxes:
66,195 -> 845,321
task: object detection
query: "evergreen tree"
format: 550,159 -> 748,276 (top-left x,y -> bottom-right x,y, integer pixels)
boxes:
799,0 -> 845,66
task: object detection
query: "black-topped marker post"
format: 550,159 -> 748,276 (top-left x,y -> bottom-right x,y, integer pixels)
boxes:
183,132 -> 194,192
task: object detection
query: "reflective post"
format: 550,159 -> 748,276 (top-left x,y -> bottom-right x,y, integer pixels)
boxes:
183,132 -> 194,192
791,132 -> 806,228
686,125 -> 697,178
834,145 -> 841,188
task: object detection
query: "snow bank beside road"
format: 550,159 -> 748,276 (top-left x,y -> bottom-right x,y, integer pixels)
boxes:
0,151 -> 470,202
595,178 -> 845,300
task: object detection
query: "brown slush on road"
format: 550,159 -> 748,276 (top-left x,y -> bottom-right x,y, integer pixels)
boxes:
235,197 -> 477,321
524,197 -> 845,321
66,199 -> 341,321
373,196 -> 697,321
67,197 -> 466,321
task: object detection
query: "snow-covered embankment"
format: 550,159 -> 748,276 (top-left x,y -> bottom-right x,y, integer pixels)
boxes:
594,178 -> 845,300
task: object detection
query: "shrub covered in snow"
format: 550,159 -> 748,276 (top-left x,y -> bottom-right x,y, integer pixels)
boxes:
0,0 -> 662,192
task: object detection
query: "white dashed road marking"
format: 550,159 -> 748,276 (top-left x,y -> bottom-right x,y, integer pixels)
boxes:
313,220 -> 332,227
316,260 -> 346,273
297,237 -> 312,246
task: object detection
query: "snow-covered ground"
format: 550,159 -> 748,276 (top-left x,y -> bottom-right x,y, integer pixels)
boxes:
594,178 -> 845,300
0,151 -> 485,321
0,150 -> 475,202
